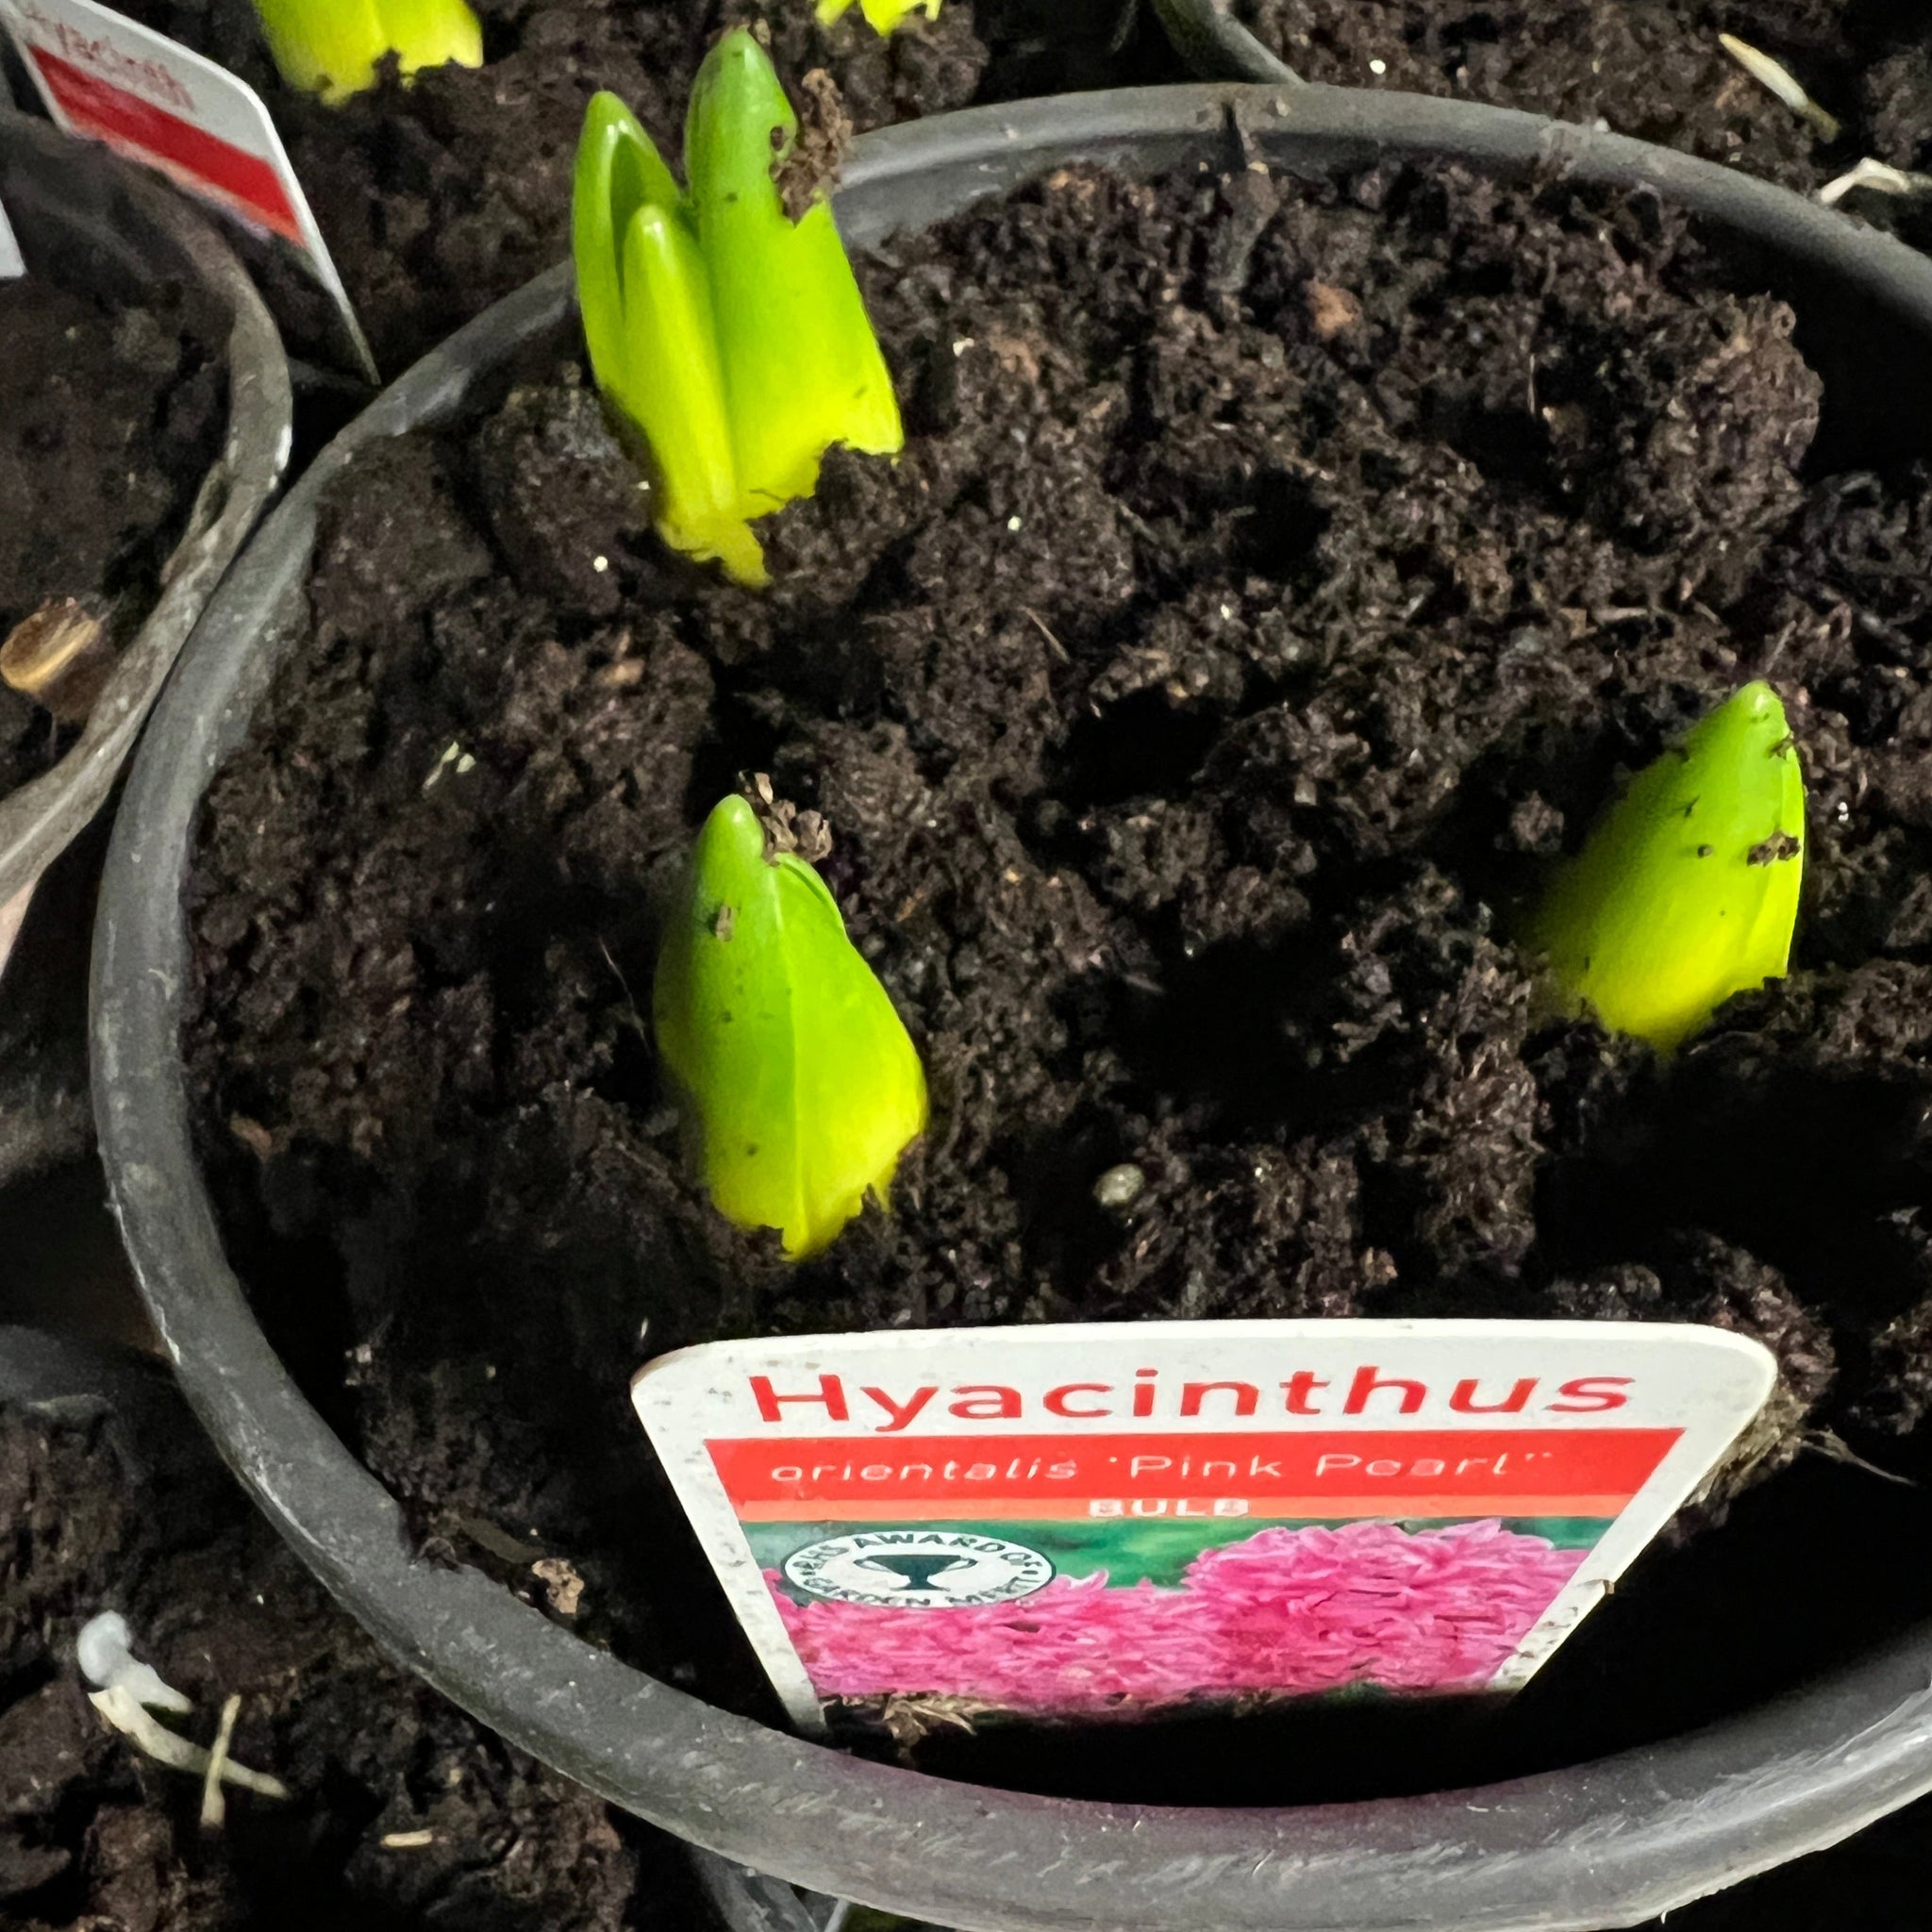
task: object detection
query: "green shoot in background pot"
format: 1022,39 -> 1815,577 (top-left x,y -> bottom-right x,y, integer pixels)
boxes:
654,788 -> 927,1259
1525,681 -> 1806,1053
250,0 -> 482,103
572,32 -> 903,587
815,0 -> 940,36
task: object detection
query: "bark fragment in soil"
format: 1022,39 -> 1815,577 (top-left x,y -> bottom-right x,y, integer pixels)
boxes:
185,157 -> 1932,1799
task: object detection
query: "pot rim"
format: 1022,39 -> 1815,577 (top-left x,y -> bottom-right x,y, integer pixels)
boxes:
92,83 -> 1932,1932
1144,0 -> 1303,85
0,108 -> 291,915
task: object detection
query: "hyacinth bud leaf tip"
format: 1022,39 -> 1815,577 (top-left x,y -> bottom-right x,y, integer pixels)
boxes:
251,0 -> 483,104
1525,680 -> 1805,1052
814,0 -> 941,37
654,793 -> 926,1258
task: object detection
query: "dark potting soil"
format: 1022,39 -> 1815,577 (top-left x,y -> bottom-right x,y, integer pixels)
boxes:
111,0 -> 1066,375
184,156 -> 1932,1805
0,274 -> 223,803
0,1384 -> 708,1931
1230,0 -> 1932,222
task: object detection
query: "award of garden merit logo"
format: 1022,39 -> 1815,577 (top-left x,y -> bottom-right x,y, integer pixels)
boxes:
632,1320 -> 1776,1731
783,1531 -> 1055,1608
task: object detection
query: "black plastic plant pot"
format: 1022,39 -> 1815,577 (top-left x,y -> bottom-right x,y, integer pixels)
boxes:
0,110 -> 291,979
92,84 -> 1932,1932
1142,0 -> 1298,85
0,1324 -> 207,1479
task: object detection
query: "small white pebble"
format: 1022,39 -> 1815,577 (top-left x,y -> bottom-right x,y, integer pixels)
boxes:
1093,1164 -> 1146,1210
591,555 -> 608,573
1368,57 -> 1387,75
382,1830 -> 437,1850
455,754 -> 475,775
952,336 -> 974,357
1007,515 -> 1023,532
1218,603 -> 1234,621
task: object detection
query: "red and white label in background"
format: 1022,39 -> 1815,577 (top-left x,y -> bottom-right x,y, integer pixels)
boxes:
634,1321 -> 1776,1732
0,0 -> 377,379
0,193 -> 23,277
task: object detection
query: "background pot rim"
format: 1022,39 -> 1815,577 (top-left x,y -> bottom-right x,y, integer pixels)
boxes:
1143,0 -> 1304,87
0,108 -> 291,919
92,83 -> 1932,1932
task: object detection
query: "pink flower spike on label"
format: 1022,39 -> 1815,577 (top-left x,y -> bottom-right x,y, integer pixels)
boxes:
767,1520 -> 1588,1712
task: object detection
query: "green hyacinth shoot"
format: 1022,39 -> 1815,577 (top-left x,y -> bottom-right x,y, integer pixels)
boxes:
654,793 -> 927,1259
251,0 -> 482,103
572,33 -> 902,587
1526,681 -> 1806,1053
815,0 -> 941,35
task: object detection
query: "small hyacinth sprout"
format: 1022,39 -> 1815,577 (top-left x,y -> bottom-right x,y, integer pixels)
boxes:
654,791 -> 926,1259
251,0 -> 483,103
1525,681 -> 1805,1053
572,33 -> 902,587
815,0 -> 940,36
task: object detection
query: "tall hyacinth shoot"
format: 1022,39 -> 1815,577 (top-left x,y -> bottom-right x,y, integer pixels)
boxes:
1525,681 -> 1806,1053
572,32 -> 902,587
251,0 -> 482,103
654,791 -> 927,1259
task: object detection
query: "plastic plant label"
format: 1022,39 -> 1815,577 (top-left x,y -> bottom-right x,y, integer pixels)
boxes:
0,0 -> 378,379
633,1320 -> 1776,1732
0,193 -> 23,278
0,881 -> 35,984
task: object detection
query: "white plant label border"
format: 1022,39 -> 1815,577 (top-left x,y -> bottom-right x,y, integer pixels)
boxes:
634,1320 -> 1777,1732
0,192 -> 23,278
0,0 -> 378,380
